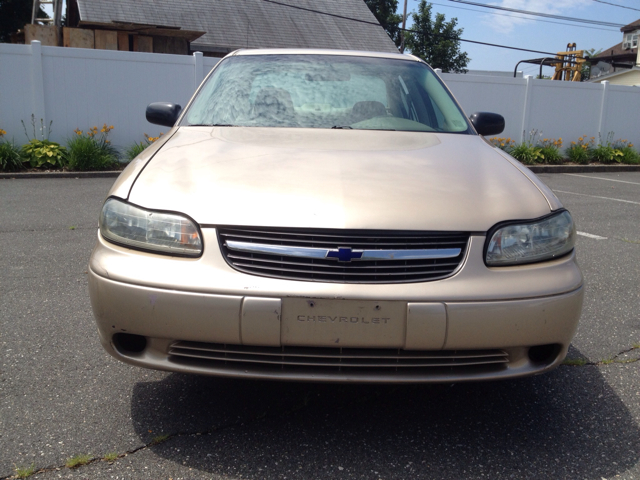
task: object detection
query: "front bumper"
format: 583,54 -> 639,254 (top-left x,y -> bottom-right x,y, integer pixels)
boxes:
89,230 -> 583,383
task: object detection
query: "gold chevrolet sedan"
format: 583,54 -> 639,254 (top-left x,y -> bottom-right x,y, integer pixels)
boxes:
89,49 -> 583,383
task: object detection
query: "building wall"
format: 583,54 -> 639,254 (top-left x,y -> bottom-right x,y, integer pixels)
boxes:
1,42 -> 639,149
605,70 -> 640,87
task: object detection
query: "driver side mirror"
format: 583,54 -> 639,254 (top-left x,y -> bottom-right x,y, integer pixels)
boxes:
469,112 -> 505,136
146,103 -> 182,127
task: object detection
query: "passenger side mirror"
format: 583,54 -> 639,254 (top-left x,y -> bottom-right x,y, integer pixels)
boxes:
469,112 -> 505,136
146,103 -> 182,127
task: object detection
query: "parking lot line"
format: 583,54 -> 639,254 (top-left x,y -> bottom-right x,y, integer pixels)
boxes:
577,231 -> 608,240
563,174 -> 640,186
554,190 -> 640,206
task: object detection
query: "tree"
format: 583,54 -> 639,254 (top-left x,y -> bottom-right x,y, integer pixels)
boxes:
0,0 -> 48,43
405,1 -> 469,73
580,48 -> 603,82
364,0 -> 403,48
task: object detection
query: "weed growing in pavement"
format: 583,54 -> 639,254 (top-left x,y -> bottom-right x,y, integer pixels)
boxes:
65,454 -> 92,469
562,358 -> 589,366
150,434 -> 170,445
14,463 -> 36,478
103,452 -> 119,462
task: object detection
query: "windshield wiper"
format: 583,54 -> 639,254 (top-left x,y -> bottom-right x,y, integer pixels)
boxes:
331,125 -> 353,129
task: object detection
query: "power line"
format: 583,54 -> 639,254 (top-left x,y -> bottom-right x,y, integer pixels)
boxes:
260,0 -> 558,55
593,0 -> 640,12
448,0 -> 626,27
429,1 -> 620,32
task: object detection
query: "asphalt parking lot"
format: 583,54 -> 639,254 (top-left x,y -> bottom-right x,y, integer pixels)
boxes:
1,172 -> 639,480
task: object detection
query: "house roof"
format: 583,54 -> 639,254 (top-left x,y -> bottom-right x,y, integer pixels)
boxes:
621,19 -> 640,33
76,0 -> 399,54
592,41 -> 637,61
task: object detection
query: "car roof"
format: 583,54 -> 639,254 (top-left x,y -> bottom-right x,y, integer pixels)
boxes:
230,48 -> 423,63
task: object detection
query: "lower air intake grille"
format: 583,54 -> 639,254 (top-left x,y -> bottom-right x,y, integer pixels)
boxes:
168,342 -> 508,374
217,227 -> 470,283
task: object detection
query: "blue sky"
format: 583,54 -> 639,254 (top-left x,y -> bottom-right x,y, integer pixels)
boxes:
398,0 -> 638,74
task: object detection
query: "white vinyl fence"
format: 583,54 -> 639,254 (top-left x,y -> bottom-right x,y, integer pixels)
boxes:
438,69 -> 640,145
0,41 -> 220,149
1,41 -> 640,151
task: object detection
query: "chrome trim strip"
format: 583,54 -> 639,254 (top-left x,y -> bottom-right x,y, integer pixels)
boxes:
225,240 -> 461,261
226,240 -> 328,259
360,249 -> 461,260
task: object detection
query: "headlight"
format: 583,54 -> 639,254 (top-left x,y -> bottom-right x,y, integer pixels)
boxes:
99,197 -> 202,257
485,211 -> 575,266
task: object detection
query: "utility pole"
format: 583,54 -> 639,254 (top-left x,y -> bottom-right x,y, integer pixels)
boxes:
400,0 -> 408,53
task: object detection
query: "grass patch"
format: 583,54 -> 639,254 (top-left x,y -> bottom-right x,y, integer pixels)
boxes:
150,434 -> 170,445
65,454 -> 92,469
14,463 -> 36,478
562,358 -> 588,366
103,452 -> 119,462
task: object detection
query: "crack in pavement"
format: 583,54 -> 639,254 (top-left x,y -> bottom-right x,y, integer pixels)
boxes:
562,344 -> 640,367
2,386 -> 393,479
4,345 -> 638,479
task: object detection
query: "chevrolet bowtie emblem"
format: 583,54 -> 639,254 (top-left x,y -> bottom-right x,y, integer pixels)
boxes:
326,247 -> 363,263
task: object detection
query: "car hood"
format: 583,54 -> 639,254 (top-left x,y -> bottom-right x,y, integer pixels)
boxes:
126,127 -> 552,232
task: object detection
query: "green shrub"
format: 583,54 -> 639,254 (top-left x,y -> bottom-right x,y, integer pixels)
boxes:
537,138 -> 563,164
0,139 -> 25,172
67,124 -> 119,171
591,133 -> 622,164
510,143 -> 544,164
488,136 -> 516,153
21,139 -> 67,168
591,144 -> 622,163
124,141 -> 148,161
612,139 -> 639,165
566,145 -> 590,164
565,135 -> 594,164
124,133 -> 163,162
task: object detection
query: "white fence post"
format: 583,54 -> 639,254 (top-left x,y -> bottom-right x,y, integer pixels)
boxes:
520,75 -> 533,143
193,51 -> 204,91
598,80 -> 609,140
29,40 -> 47,134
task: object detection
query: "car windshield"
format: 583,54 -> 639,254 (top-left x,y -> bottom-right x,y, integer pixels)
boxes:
183,54 -> 472,133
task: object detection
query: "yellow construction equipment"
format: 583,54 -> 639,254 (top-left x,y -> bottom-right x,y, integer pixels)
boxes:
551,44 -> 587,81
514,43 -> 587,81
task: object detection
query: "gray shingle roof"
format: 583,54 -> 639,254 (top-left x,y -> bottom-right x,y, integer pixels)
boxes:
77,0 -> 399,53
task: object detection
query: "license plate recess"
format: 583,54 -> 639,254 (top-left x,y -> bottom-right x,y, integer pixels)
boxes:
281,298 -> 406,348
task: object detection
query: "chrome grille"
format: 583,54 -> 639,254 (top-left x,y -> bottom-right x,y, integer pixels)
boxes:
169,342 -> 509,375
217,227 -> 470,283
